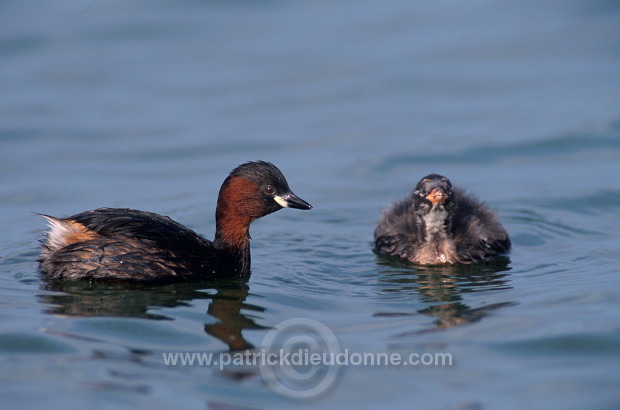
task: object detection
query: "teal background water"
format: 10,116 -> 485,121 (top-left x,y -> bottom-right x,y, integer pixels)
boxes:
2,1 -> 620,408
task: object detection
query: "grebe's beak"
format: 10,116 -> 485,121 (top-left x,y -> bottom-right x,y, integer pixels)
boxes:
274,193 -> 312,210
426,187 -> 448,204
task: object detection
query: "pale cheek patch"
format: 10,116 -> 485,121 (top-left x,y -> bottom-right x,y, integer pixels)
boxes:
274,195 -> 289,208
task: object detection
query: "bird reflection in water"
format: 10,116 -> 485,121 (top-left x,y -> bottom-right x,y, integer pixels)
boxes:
375,255 -> 515,333
39,279 -> 267,408
39,279 -> 263,351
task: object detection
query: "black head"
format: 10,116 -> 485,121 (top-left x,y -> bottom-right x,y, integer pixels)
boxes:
224,161 -> 312,216
412,174 -> 455,213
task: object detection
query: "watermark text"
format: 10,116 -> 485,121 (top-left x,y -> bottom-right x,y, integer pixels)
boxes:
162,348 -> 452,370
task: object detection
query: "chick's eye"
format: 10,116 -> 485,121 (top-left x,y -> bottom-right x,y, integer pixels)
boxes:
264,185 -> 276,195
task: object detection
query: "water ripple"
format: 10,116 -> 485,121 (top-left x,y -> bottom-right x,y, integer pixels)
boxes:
372,131 -> 620,172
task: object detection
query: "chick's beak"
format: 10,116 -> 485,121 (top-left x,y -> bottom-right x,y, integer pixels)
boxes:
274,193 -> 312,210
426,187 -> 448,204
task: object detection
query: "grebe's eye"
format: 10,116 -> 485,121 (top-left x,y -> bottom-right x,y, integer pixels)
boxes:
264,185 -> 276,195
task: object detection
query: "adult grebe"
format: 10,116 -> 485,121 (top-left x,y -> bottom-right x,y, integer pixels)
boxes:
39,161 -> 312,281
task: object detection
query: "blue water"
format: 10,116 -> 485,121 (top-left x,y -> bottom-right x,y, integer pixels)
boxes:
2,1 -> 620,408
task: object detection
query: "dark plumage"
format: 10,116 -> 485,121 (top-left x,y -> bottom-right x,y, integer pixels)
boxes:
39,161 -> 312,282
374,174 -> 510,264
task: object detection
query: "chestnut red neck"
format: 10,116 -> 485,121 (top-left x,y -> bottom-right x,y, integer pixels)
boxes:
214,176 -> 264,250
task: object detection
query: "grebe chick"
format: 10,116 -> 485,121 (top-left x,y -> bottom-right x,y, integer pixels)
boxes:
39,161 -> 312,282
374,174 -> 510,265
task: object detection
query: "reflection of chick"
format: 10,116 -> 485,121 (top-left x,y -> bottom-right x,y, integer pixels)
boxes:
420,301 -> 516,332
375,174 -> 510,264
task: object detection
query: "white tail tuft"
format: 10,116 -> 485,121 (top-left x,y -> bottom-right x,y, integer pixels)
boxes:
40,215 -> 79,251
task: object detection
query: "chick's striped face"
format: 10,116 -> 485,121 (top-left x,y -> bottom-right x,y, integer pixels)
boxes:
413,174 -> 454,212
